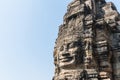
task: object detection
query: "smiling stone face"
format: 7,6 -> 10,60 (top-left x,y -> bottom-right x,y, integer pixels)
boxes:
55,36 -> 83,69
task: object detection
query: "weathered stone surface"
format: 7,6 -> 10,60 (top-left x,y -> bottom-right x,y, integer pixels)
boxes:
53,0 -> 120,80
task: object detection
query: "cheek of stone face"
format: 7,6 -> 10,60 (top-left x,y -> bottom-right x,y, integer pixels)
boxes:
69,47 -> 79,54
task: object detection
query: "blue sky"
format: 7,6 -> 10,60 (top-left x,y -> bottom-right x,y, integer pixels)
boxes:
0,0 -> 119,80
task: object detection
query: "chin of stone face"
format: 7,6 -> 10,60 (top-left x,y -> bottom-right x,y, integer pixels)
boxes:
53,0 -> 120,80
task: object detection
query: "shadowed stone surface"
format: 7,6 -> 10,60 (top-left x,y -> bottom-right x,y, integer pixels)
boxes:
53,0 -> 120,80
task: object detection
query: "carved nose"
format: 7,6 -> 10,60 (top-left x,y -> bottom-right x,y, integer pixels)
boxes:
62,53 -> 70,57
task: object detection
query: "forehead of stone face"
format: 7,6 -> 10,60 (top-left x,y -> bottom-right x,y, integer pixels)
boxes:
56,35 -> 81,48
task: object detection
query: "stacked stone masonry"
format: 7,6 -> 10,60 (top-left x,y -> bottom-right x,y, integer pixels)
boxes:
53,0 -> 120,80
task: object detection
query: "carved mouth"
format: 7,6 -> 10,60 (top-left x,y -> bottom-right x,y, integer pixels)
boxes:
59,56 -> 73,62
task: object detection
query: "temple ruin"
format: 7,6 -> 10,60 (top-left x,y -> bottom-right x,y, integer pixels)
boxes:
53,0 -> 120,80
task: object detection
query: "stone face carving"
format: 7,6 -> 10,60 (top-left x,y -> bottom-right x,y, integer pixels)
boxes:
53,0 -> 120,80
58,37 -> 83,68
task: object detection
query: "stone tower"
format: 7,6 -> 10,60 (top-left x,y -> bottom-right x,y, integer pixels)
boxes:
53,0 -> 120,80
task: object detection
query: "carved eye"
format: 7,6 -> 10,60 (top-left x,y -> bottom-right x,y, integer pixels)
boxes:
60,46 -> 64,51
68,42 -> 80,48
68,43 -> 75,48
